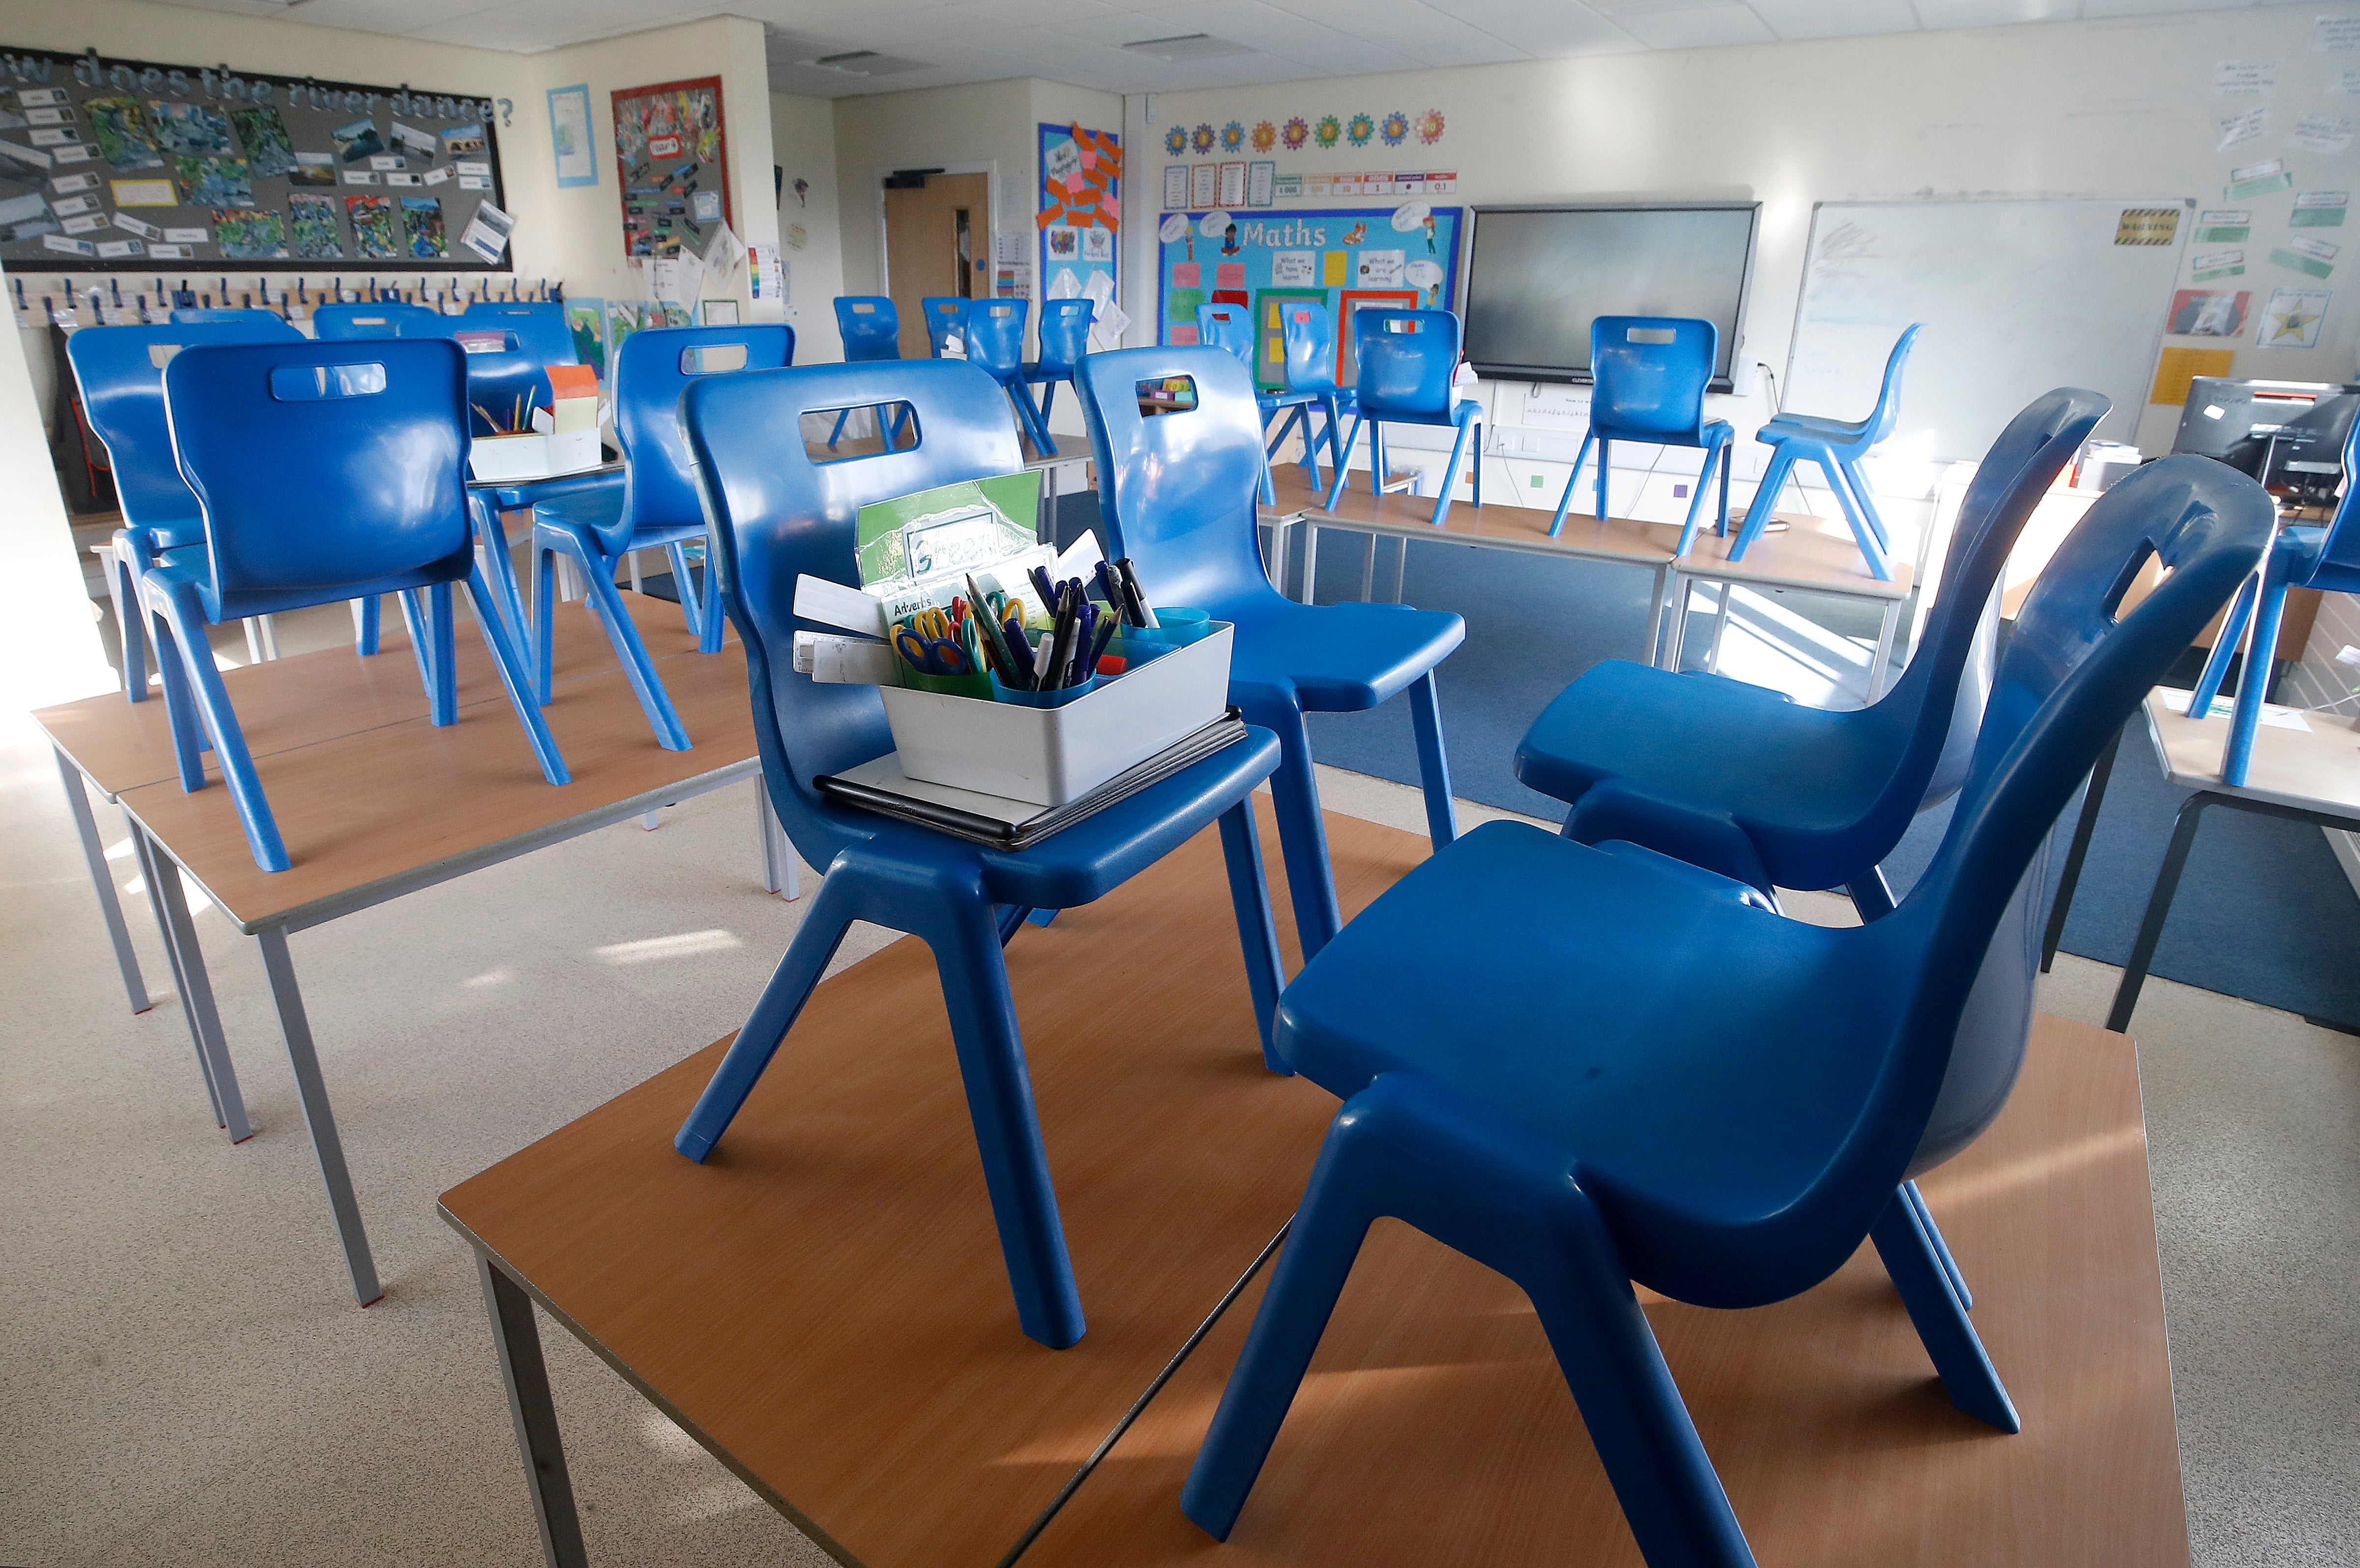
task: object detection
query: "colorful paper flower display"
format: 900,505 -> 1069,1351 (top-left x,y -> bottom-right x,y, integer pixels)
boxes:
1191,122 -> 1216,154
1380,111 -> 1410,147
1251,119 -> 1277,153
1346,112 -> 1376,147
1282,116 -> 1310,150
1416,109 -> 1446,146
1165,124 -> 1188,156
1221,120 -> 1244,151
1314,114 -> 1342,149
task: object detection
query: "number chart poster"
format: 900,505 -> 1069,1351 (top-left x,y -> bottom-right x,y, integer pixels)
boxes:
1157,205 -> 1461,389
1037,121 -> 1119,318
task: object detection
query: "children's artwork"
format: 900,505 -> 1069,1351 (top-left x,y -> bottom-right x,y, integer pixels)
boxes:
2259,285 -> 2332,347
345,193 -> 401,258
150,100 -> 234,155
83,97 -> 162,172
565,298 -> 608,378
612,77 -> 728,258
332,118 -> 385,164
605,299 -> 646,358
2169,288 -> 2250,336
1038,121 -> 1121,340
289,151 -> 337,187
1082,227 -> 1113,263
287,193 -> 343,259
175,155 -> 253,208
227,108 -> 297,178
210,207 -> 285,260
401,196 -> 447,258
650,301 -> 693,328
1046,225 -> 1078,258
1156,205 -> 1464,386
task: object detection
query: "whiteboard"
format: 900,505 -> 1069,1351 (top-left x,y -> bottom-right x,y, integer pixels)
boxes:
1783,198 -> 2192,464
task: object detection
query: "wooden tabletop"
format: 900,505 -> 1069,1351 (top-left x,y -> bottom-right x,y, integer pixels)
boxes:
1670,510 -> 1914,602
101,595 -> 756,933
442,806 -> 2183,1568
2144,688 -> 2360,817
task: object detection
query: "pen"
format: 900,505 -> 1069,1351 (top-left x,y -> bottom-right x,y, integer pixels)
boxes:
1067,601 -> 1097,687
1029,563 -> 1057,611
1114,557 -> 1160,628
1047,586 -> 1080,689
1085,610 -> 1120,678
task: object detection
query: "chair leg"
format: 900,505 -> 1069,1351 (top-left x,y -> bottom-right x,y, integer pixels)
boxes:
1322,415 -> 1366,511
146,597 -> 207,791
1429,409 -> 1476,528
397,587 -> 437,700
1900,1178 -> 1971,1310
112,550 -> 150,702
2186,571 -> 2258,720
1596,436 -> 1611,524
1039,379 -> 1058,430
1836,459 -> 1891,552
153,584 -> 290,873
1869,1187 -> 2019,1432
1846,865 -> 1897,921
532,540 -> 561,705
2223,561 -> 2294,787
473,502 -> 531,644
1675,438 -> 1727,558
1817,453 -> 1891,582
427,581 -> 458,726
1408,670 -> 1456,853
1324,396 -> 1349,476
1251,700 -> 1344,961
545,528 -> 691,750
827,405 -> 851,448
1369,422 -> 1387,500
1216,799 -> 1290,1074
1549,432 -> 1598,538
666,540 -> 704,640
465,564 -> 573,785
697,528 -> 727,654
1729,448 -> 1798,560
356,593 -> 381,655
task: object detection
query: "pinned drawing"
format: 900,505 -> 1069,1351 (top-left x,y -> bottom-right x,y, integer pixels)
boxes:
2259,285 -> 2332,347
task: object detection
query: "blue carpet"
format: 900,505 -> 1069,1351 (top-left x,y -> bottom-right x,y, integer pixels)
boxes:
1057,492 -> 2360,1028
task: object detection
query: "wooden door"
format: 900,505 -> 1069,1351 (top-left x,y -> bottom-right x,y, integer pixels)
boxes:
883,172 -> 990,359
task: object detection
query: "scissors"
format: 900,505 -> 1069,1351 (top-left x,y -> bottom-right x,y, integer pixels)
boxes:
894,609 -> 968,675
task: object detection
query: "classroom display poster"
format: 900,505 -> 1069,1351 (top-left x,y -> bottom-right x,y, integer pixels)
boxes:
565,296 -> 607,379
1037,122 -> 1120,338
0,46 -> 508,271
1157,204 -> 1461,390
2260,285 -> 2332,348
612,76 -> 727,259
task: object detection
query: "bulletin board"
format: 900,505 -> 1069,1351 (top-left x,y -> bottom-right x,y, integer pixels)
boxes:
612,76 -> 728,259
1156,204 -> 1462,390
0,45 -> 509,272
1037,121 -> 1119,317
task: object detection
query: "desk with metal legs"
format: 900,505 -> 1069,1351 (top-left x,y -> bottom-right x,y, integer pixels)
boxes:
2043,687 -> 2360,1033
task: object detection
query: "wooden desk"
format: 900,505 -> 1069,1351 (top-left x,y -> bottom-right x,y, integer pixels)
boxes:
37,596 -> 787,1305
2045,688 -> 2360,1032
445,808 -> 2185,1568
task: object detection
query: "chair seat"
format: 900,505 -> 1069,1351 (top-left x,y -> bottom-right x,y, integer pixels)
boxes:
1021,362 -> 1078,380
1214,599 -> 1465,713
534,488 -> 703,561
1514,659 -> 1902,891
1594,415 -> 1732,451
479,467 -> 623,517
2274,524 -> 2360,593
1274,818 -> 1897,1303
1758,412 -> 1868,443
814,724 -> 1283,911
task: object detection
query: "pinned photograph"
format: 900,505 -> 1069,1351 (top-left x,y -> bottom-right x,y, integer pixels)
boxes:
83,96 -> 162,172
149,100 -> 234,156
228,107 -> 298,179
2170,288 -> 2251,336
391,121 -> 440,162
290,151 -> 336,187
332,118 -> 385,164
289,192 -> 343,260
401,195 -> 447,258
211,207 -> 287,260
459,199 -> 515,265
344,193 -> 401,258
442,123 -> 485,158
174,154 -> 253,208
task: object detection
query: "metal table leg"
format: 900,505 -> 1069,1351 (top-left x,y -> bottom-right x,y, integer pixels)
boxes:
1358,532 -> 1377,603
1390,534 -> 1408,604
2041,719 -> 2125,972
1642,563 -> 1671,669
256,925 -> 383,1306
756,776 -> 799,900
2106,792 -> 2222,1033
1299,522 -> 1320,606
56,749 -> 149,1012
1705,582 -> 1735,675
137,829 -> 251,1143
1868,596 -> 1902,699
479,1256 -> 589,1568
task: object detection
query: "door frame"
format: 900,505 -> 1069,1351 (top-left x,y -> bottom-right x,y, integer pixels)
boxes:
872,160 -> 1001,302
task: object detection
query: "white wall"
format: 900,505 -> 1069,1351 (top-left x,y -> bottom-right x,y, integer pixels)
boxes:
772,91 -> 848,363
1124,11 -> 2360,528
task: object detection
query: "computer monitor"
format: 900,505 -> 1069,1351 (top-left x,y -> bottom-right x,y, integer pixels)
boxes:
2174,377 -> 2360,504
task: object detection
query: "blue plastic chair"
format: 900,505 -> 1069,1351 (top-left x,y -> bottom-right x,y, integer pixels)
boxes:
143,337 -> 568,872
920,295 -> 969,359
963,297 -> 1058,456
1021,297 -> 1095,432
1260,301 -> 1352,492
1731,324 -> 1923,581
1196,301 -> 1253,364
668,358 -> 1291,1350
824,296 -> 909,448
459,301 -> 578,366
2185,411 -> 2360,785
1516,389 -> 2110,909
1551,316 -> 1731,555
312,301 -> 450,340
168,307 -> 295,328
1179,453 -> 2272,1564
527,325 -> 794,749
1324,308 -> 1483,530
1079,346 -> 1465,959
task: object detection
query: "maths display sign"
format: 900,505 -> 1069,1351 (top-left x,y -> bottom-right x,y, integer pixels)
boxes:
0,46 -> 508,272
1156,204 -> 1462,390
612,76 -> 727,260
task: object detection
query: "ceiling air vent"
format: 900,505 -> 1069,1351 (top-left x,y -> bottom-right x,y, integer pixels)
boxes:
802,49 -> 932,76
1121,33 -> 1255,61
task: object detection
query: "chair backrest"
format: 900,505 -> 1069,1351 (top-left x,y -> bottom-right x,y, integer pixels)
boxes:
678,360 -> 1026,869
1350,308 -> 1461,420
921,297 -> 970,357
313,301 -> 450,340
168,308 -> 301,335
1074,346 -> 1275,618
963,299 -> 1028,377
66,321 -> 301,532
1196,303 -> 1254,368
459,301 -> 577,366
163,337 -> 478,622
603,324 -> 797,557
461,346 -> 551,440
1279,303 -> 1340,396
835,296 -> 903,363
1036,299 -> 1095,374
2311,413 -> 2360,574
1855,324 -> 1924,446
1588,315 -> 1716,440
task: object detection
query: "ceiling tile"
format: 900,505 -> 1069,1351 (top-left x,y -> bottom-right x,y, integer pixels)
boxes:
1607,2 -> 1780,47
1427,0 -> 1648,55
2080,0 -> 2245,14
1747,0 -> 1922,37
1910,0 -> 2081,27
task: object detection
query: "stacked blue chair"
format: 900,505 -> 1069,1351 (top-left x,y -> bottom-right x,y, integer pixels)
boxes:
1180,454 -> 2272,1564
1731,324 -> 1922,581
1324,308 -> 1483,530
459,300 -> 577,366
825,296 -> 908,448
1261,301 -> 1352,492
962,297 -> 1057,455
1196,302 -> 1284,504
1079,346 -> 1465,959
526,325 -> 794,749
144,337 -> 568,872
920,295 -> 969,359
168,307 -> 294,328
1550,316 -> 1730,554
1021,297 -> 1095,436
2185,411 -> 2360,785
312,301 -> 449,339
668,359 -> 1291,1350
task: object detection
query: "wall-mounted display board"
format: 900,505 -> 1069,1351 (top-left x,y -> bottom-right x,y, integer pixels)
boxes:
612,76 -> 727,260
1037,121 -> 1120,322
1155,203 -> 1461,390
0,46 -> 509,272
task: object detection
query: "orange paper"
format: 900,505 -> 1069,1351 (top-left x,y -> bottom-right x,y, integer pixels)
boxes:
2149,346 -> 2234,406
